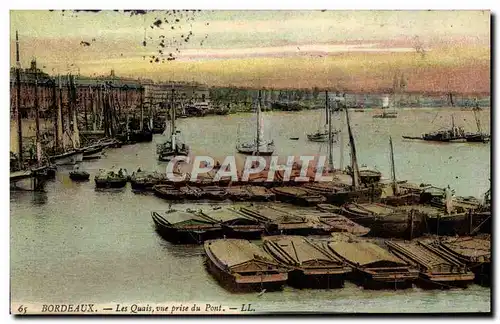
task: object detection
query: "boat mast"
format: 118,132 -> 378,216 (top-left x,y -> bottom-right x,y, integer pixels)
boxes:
345,106 -> 361,189
389,136 -> 398,196
140,86 -> 144,131
327,91 -> 334,170
69,74 -> 80,148
256,89 -> 261,155
51,76 -> 59,151
171,88 -> 176,150
15,30 -> 23,168
473,104 -> 481,133
33,59 -> 42,166
57,75 -> 64,149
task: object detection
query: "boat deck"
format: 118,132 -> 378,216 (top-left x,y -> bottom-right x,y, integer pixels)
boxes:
385,241 -> 474,286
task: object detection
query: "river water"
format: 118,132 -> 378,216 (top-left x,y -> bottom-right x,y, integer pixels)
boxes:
10,108 -> 491,313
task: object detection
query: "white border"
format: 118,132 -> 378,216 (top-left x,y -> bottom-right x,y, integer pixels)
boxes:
2,1 -> 498,323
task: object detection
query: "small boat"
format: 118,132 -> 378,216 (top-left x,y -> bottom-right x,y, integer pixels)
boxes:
403,116 -> 467,142
236,90 -> 275,156
94,169 -> 128,188
386,240 -> 475,289
152,210 -> 222,244
236,141 -> 275,156
289,137 -> 299,140
157,141 -> 190,162
307,131 -> 338,142
130,171 -> 167,191
158,98 -> 190,161
200,207 -> 265,240
328,237 -> 419,289
270,186 -> 326,206
204,239 -> 289,291
49,150 -> 84,165
263,235 -> 351,288
307,91 -> 339,143
464,105 -> 490,143
81,144 -> 103,156
82,153 -> 101,160
69,170 -> 90,181
153,184 -> 185,200
373,111 -> 398,119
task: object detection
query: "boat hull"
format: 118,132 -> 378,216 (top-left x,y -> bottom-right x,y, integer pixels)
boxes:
286,269 -> 346,289
203,254 -> 286,292
50,151 -> 84,165
95,179 -> 127,189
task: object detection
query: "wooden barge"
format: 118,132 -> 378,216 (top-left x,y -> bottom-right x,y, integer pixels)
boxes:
204,239 -> 289,292
327,239 -> 419,289
303,182 -> 382,205
341,203 -> 425,239
385,241 -> 475,288
270,186 -> 326,206
94,170 -> 128,189
199,207 -> 265,240
238,205 -> 320,236
153,184 -> 276,202
435,236 -> 491,286
151,210 -> 222,244
262,235 -> 351,288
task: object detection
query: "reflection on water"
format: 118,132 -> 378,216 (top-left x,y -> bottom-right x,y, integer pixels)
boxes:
10,108 -> 490,312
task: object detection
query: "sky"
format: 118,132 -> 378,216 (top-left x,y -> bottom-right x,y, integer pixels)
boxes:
9,10 -> 491,93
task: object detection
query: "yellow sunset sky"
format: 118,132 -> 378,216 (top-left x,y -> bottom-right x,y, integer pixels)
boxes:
9,10 -> 491,93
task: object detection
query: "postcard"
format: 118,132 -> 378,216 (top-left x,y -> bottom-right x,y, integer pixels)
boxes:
9,9 -> 491,315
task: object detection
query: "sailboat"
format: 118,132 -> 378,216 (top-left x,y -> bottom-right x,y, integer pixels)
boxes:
10,40 -> 51,191
157,89 -> 190,162
373,94 -> 397,118
465,103 -> 490,143
307,90 -> 339,142
49,73 -> 83,165
236,90 -> 275,156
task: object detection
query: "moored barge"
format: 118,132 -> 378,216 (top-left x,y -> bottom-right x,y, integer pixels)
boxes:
271,186 -> 326,206
327,238 -> 419,289
263,235 -> 351,288
199,207 -> 265,240
386,241 -> 475,288
204,239 -> 289,291
239,205 -> 319,236
151,210 -> 222,244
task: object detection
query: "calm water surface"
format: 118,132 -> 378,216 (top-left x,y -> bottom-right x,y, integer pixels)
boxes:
10,108 -> 491,313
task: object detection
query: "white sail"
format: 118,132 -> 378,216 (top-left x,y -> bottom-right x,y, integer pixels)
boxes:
382,95 -> 390,108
